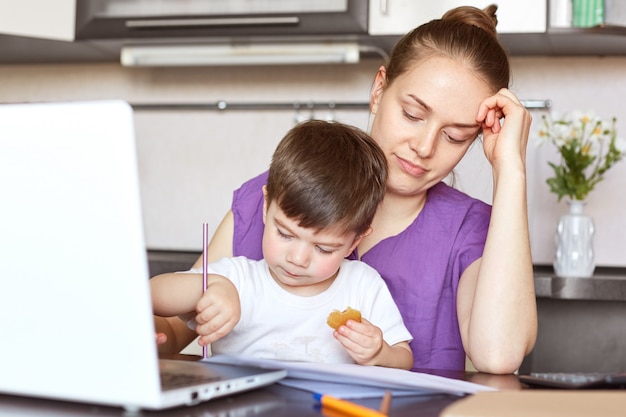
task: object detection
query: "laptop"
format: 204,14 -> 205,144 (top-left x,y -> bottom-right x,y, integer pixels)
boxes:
0,100 -> 286,411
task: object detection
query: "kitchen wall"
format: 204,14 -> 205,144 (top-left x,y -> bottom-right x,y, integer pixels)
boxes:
1,55 -> 625,266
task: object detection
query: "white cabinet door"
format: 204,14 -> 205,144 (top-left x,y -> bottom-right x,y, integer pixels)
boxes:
0,0 -> 75,41
369,0 -> 547,35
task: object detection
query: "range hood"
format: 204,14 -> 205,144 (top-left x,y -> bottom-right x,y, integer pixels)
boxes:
72,0 -> 380,67
75,0 -> 368,41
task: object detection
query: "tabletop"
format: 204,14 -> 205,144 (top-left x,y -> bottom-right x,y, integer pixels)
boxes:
0,357 -> 525,417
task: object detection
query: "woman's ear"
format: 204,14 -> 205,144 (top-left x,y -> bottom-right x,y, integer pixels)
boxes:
370,66 -> 387,115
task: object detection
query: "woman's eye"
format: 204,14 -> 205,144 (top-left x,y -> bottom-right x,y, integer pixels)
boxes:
444,131 -> 469,144
403,110 -> 422,122
445,134 -> 463,144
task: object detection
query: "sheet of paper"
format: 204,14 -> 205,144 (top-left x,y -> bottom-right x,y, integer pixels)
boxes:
278,378 -> 429,399
204,355 -> 496,396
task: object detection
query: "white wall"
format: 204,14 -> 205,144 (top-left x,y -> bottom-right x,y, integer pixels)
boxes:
511,57 -> 626,267
1,56 -> 625,266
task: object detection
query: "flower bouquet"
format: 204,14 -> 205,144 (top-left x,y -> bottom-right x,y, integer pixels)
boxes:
537,111 -> 625,201
538,111 -> 625,277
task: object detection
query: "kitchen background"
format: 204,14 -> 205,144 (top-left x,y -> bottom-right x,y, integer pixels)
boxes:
1,0 -> 625,268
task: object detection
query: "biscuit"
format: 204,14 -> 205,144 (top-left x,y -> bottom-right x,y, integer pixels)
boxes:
327,307 -> 362,329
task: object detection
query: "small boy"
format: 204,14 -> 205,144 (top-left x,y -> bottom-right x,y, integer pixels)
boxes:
151,120 -> 413,369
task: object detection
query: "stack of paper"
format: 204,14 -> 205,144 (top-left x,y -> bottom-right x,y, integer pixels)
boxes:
205,355 -> 496,399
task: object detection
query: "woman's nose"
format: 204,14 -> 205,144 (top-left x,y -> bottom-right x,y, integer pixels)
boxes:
410,125 -> 438,158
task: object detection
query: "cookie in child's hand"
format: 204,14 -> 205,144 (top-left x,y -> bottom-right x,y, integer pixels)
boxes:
327,307 -> 362,329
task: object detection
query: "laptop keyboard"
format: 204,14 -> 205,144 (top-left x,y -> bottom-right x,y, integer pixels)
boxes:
160,370 -> 220,389
519,372 -> 626,389
159,360 -> 222,390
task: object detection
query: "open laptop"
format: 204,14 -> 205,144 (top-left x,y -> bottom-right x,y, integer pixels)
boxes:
0,100 -> 286,411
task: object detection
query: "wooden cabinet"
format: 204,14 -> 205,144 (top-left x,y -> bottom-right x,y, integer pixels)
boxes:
368,0 -> 547,35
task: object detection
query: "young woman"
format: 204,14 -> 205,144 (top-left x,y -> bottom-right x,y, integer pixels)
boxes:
155,4 -> 537,374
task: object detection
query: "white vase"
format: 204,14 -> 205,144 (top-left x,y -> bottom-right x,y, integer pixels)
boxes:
553,200 -> 595,278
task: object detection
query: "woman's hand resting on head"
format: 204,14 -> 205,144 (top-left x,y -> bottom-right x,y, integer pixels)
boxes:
476,88 -> 532,172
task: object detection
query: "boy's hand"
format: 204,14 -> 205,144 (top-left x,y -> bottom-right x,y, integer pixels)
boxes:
194,277 -> 241,347
333,318 -> 413,369
332,318 -> 384,365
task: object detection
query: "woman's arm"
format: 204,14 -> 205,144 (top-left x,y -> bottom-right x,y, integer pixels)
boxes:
457,88 -> 538,374
153,210 -> 236,353
154,315 -> 197,354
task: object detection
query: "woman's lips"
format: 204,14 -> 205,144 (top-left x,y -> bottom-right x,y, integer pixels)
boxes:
396,155 -> 427,177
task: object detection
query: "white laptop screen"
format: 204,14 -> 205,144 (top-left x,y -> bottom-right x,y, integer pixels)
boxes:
0,100 -> 164,407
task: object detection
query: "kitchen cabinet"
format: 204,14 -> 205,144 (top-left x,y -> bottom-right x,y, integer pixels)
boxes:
3,0 -> 626,64
0,0 -> 75,41
368,0 -> 547,35
367,0 -> 626,56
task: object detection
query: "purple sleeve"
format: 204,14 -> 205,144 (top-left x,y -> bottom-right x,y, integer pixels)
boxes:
231,171 -> 268,260
455,199 -> 491,275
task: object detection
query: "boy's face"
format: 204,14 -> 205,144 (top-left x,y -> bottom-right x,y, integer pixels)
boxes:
262,198 -> 363,296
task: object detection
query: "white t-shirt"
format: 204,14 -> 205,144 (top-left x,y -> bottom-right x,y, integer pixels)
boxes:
186,257 -> 412,364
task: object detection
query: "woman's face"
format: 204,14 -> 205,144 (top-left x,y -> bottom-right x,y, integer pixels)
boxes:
369,55 -> 493,198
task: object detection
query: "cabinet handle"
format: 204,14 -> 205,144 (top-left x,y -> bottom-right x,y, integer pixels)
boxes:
125,16 -> 299,29
379,0 -> 388,15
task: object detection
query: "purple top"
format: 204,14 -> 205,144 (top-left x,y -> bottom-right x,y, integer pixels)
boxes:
233,171 -> 491,370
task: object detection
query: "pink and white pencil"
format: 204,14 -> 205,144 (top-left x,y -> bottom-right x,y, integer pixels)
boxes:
202,222 -> 209,359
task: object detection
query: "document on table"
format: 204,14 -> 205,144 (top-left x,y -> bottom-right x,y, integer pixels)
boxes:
277,378 -> 426,399
204,355 -> 496,398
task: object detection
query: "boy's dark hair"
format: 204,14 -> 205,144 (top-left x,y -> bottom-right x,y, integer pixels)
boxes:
266,120 -> 387,237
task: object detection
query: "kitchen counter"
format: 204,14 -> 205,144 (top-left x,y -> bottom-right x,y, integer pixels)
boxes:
533,266 -> 626,301
147,250 -> 200,277
521,266 -> 626,374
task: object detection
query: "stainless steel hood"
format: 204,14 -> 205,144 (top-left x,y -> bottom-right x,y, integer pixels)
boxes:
75,0 -> 368,41
0,0 -> 380,65
69,0 -> 380,67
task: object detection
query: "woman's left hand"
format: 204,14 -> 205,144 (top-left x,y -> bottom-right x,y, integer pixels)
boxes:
476,88 -> 532,171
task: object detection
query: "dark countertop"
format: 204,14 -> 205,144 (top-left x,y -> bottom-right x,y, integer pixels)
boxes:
533,266 -> 626,301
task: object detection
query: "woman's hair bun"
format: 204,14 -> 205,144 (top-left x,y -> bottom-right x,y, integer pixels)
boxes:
441,4 -> 498,36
